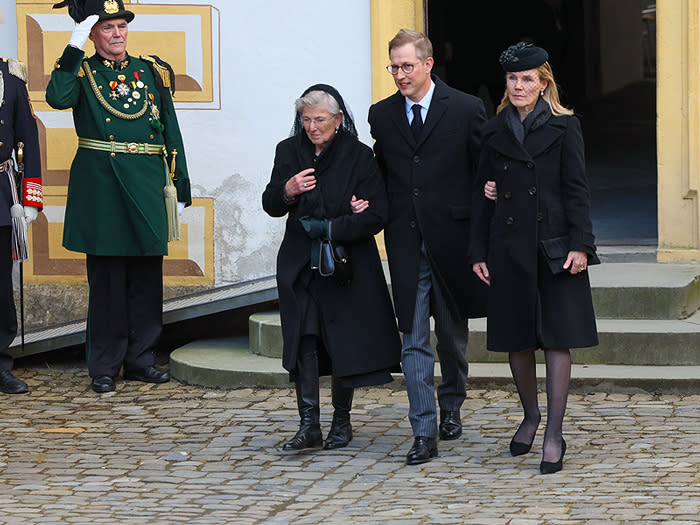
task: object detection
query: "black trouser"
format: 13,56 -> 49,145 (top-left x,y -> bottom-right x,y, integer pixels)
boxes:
0,226 -> 17,371
86,254 -> 163,377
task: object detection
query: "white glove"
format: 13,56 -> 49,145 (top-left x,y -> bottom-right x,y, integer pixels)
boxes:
24,206 -> 39,226
68,14 -> 100,49
177,202 -> 186,217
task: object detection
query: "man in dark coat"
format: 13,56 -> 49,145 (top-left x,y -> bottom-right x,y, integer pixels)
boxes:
368,29 -> 487,464
0,57 -> 43,394
46,0 -> 191,393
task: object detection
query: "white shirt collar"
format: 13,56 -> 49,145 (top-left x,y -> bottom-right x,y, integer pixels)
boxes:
405,80 -> 436,116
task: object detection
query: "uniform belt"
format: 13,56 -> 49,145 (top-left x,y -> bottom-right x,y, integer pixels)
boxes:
78,138 -> 165,155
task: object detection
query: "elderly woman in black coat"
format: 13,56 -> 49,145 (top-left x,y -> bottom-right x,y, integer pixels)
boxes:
470,44 -> 599,474
263,84 -> 401,452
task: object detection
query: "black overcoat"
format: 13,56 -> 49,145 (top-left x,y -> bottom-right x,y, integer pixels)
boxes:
470,110 -> 598,352
368,76 -> 488,332
262,130 -> 401,380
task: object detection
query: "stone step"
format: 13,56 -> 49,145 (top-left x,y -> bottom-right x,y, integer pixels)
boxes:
587,263 -> 700,319
249,310 -> 700,366
170,337 -> 700,393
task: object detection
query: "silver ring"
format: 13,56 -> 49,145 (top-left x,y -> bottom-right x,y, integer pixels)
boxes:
303,183 -> 308,188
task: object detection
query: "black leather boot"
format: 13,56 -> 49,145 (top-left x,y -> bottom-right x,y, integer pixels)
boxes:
283,349 -> 322,451
324,376 -> 353,450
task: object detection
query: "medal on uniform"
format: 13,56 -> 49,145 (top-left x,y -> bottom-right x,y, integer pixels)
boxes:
117,74 -> 126,83
132,91 -> 141,100
134,71 -> 145,89
109,91 -> 119,100
116,83 -> 130,97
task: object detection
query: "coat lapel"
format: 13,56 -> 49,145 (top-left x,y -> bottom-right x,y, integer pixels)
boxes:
486,111 -> 531,162
415,77 -> 449,149
388,92 -> 416,148
523,117 -> 567,158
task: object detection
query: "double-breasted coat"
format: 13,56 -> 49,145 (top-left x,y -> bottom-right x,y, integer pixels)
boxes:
368,76 -> 488,331
470,109 -> 599,352
262,130 -> 401,380
45,46 -> 191,256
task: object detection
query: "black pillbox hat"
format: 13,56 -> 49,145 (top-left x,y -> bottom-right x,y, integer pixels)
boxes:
499,42 -> 549,72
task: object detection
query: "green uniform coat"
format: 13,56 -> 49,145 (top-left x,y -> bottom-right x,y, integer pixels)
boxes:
46,45 -> 191,256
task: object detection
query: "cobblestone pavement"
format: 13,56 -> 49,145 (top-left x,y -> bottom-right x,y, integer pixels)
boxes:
2,361 -> 700,524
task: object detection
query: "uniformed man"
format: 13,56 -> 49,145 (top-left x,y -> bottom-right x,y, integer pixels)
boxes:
46,0 -> 191,393
0,57 -> 43,394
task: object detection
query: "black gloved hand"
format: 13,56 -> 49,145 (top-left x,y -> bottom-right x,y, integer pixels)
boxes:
299,216 -> 329,239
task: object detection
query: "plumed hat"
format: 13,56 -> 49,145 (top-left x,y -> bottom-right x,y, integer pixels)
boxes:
52,0 -> 135,24
499,42 -> 548,72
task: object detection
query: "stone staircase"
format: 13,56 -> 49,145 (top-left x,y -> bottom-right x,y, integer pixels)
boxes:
170,260 -> 700,390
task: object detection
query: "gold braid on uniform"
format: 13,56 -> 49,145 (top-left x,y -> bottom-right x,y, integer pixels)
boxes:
82,61 -> 149,120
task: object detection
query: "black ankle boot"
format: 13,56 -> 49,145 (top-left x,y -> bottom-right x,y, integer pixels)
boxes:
324,376 -> 353,450
283,349 -> 322,451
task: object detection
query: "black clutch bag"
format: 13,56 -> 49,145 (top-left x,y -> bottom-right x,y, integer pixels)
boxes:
319,240 -> 352,286
539,235 -> 600,275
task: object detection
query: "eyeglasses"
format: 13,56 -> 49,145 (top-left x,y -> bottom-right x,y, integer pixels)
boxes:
386,62 -> 420,75
301,117 -> 332,126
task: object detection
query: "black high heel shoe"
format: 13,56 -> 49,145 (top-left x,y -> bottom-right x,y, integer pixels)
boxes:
540,439 -> 566,474
509,437 -> 534,457
509,417 -> 540,456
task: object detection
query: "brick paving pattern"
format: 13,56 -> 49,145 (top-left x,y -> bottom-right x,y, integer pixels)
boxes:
1,362 -> 700,524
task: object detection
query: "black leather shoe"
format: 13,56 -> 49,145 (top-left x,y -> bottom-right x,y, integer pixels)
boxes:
406,436 -> 438,465
540,439 -> 567,474
0,370 -> 28,394
439,410 -> 462,440
123,366 -> 170,383
91,375 -> 115,393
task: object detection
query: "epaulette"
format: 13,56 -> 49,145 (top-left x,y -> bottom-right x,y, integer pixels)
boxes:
8,58 -> 28,83
140,54 -> 176,94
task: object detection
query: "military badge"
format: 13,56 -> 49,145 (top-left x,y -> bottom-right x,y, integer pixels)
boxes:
104,0 -> 119,15
116,83 -> 130,97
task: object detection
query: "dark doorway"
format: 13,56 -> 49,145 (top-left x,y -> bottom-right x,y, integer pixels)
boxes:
426,0 -> 657,246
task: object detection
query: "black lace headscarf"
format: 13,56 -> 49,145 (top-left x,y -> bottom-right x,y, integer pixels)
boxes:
290,83 -> 358,138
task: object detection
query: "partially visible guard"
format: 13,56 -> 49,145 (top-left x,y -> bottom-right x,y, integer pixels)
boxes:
0,56 -> 43,394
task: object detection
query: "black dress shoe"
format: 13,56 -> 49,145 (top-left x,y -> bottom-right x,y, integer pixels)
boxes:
439,410 -> 462,440
91,375 -> 115,393
406,436 -> 438,465
123,365 -> 170,383
540,439 -> 567,474
0,370 -> 28,394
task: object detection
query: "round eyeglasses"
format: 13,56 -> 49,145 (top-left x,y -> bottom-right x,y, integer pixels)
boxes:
386,62 -> 419,75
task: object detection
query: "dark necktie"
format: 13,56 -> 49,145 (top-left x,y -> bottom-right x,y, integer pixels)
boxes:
411,103 -> 423,140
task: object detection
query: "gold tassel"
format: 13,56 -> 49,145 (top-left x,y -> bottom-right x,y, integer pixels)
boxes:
10,203 -> 29,262
164,150 -> 180,241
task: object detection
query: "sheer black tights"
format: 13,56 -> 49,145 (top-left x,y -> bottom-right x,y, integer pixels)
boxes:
509,348 -> 571,462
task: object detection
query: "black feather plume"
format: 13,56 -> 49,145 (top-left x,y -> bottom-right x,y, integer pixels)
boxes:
52,0 -> 88,23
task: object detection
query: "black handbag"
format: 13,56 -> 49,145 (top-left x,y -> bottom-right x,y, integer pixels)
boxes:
319,239 -> 352,285
539,235 -> 600,275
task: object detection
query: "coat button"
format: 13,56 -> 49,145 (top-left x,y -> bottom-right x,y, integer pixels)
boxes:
528,186 -> 537,196
413,188 -> 419,197
504,192 -> 512,200
505,216 -> 514,225
0,141 -> 3,147
413,155 -> 420,164
536,212 -> 544,222
410,220 -> 416,228
503,162 -> 509,171
106,118 -> 111,123
109,135 -> 114,140
527,161 -> 534,169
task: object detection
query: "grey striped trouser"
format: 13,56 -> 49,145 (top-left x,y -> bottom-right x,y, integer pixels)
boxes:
401,243 -> 469,438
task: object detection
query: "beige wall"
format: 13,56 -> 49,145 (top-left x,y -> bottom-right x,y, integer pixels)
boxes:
657,0 -> 700,262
